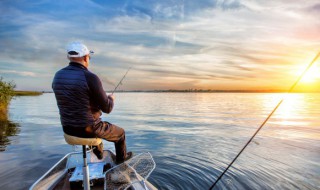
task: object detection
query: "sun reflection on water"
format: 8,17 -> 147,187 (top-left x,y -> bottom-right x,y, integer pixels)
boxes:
265,93 -> 320,141
276,94 -> 305,124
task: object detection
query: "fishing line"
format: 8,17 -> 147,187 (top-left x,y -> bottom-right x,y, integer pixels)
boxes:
111,67 -> 132,95
209,52 -> 320,190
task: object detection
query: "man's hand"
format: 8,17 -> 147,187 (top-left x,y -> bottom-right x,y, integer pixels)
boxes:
108,94 -> 115,101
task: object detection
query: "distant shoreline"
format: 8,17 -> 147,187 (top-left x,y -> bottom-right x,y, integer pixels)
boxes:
107,90 -> 319,93
14,91 -> 43,96
42,90 -> 320,93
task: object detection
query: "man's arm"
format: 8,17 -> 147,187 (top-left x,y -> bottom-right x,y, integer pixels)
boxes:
85,71 -> 114,113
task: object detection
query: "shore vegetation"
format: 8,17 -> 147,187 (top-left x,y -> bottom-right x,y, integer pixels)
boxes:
14,91 -> 43,96
0,77 -> 16,120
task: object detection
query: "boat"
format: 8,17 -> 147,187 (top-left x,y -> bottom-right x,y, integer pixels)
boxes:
29,149 -> 157,190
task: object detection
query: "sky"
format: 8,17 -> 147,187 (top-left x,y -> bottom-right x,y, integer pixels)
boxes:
0,0 -> 319,91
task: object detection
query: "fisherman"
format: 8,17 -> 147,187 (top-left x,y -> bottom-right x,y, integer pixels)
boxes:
52,42 -> 132,164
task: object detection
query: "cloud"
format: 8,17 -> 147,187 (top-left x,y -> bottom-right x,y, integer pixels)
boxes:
0,0 -> 319,91
306,2 -> 320,14
121,0 -> 244,20
0,70 -> 37,77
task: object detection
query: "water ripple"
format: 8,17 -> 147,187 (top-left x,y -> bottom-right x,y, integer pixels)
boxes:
0,93 -> 319,190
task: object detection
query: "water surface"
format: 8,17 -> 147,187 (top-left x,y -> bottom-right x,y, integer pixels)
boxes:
0,93 -> 319,189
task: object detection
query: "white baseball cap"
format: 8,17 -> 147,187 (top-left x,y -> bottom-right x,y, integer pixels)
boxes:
66,42 -> 94,57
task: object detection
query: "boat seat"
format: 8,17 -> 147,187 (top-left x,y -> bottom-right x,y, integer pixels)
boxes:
63,133 -> 102,190
64,133 -> 102,146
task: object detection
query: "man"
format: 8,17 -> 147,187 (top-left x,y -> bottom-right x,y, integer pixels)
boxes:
52,42 -> 132,164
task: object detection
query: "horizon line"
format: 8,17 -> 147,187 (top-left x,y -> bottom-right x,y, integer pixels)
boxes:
20,89 -> 320,93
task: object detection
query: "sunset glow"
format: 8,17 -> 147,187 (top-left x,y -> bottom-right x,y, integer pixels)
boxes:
300,64 -> 320,83
292,58 -> 320,92
0,1 -> 319,92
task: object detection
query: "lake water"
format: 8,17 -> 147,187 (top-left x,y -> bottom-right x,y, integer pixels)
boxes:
0,93 -> 319,190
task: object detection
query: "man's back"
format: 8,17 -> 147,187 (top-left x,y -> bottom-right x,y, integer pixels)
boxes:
52,62 -> 94,130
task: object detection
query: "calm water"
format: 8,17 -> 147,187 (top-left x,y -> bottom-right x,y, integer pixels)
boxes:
0,93 -> 319,190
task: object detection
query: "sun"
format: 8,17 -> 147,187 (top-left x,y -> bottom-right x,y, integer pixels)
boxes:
300,65 -> 320,83
291,57 -> 320,92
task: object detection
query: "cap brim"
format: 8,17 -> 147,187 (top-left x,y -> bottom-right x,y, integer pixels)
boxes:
68,54 -> 82,58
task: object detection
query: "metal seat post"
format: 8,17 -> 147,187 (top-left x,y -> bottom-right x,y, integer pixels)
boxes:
82,145 -> 90,190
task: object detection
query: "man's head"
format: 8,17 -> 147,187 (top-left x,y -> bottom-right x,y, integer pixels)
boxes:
66,42 -> 94,68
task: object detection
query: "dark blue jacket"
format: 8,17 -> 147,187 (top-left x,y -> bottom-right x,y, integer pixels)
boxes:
52,62 -> 113,137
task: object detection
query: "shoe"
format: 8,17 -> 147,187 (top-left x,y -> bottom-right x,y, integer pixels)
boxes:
103,163 -> 112,172
92,142 -> 104,160
116,152 -> 133,165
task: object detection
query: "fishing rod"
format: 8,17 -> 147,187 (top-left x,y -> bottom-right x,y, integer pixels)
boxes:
111,67 -> 132,95
209,52 -> 320,190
